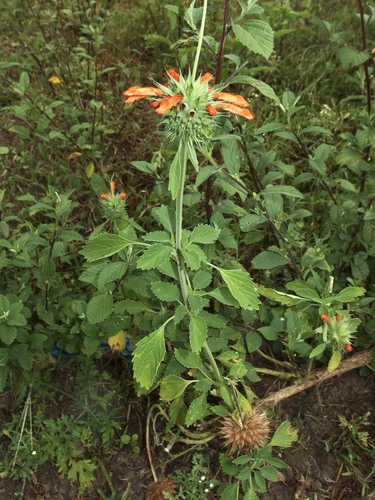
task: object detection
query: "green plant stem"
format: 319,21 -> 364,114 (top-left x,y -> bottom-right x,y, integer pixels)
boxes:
203,341 -> 222,383
174,140 -> 222,385
254,367 -> 298,380
97,457 -> 116,495
191,0 -> 208,81
151,404 -> 212,441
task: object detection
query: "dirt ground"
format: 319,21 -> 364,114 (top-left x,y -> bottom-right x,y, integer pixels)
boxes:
1,363 -> 374,500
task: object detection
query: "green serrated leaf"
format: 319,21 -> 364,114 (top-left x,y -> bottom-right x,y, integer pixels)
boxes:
252,251 -> 289,270
11,344 -> 33,370
133,323 -> 167,390
216,267 -> 260,310
246,332 -> 262,353
86,294 -> 113,324
151,282 -> 181,302
160,375 -> 194,401
181,244 -> 206,270
232,19 -> 274,59
0,325 -> 17,345
190,224 -> 219,244
98,262 -> 127,289
185,393 -> 207,426
261,185 -> 303,198
330,287 -> 366,303
259,466 -> 279,482
192,269 -> 212,290
230,77 -> 280,105
137,244 -> 172,270
142,231 -> 171,243
174,348 -> 203,370
189,315 -> 207,353
338,46 -> 369,69
270,420 -> 298,448
80,234 -> 132,262
219,481 -> 239,500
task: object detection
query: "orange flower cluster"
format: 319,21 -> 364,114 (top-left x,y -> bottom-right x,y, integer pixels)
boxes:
124,69 -> 254,121
100,181 -> 127,199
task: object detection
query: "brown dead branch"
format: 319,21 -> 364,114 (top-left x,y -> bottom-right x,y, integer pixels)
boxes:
256,349 -> 372,410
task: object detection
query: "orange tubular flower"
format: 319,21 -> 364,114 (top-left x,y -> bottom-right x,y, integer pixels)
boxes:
155,94 -> 183,114
124,86 -> 164,104
100,181 -> 126,200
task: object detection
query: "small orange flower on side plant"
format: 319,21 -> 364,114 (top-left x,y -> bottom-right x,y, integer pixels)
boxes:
100,181 -> 127,200
123,68 -> 254,145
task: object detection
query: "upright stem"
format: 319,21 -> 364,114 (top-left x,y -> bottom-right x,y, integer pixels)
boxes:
191,0 -> 208,81
175,141 -> 189,303
174,140 -> 222,384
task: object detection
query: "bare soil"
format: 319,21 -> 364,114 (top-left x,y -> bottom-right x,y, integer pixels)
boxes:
1,362 -> 374,500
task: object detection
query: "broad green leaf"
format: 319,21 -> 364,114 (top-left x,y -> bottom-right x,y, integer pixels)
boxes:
192,269 -> 212,290
0,147 -> 9,155
189,224 -> 219,244
0,294 -> 10,315
189,315 -> 207,353
287,311 -> 302,340
269,421 -> 298,448
152,205 -> 174,234
142,231 -> 171,243
137,244 -> 172,270
160,375 -> 194,401
338,46 -> 369,69
220,481 -> 239,500
330,286 -> 365,303
0,325 -> 17,345
29,333 -> 47,349
328,351 -> 341,373
131,160 -> 156,175
86,294 -> 113,324
174,348 -> 204,370
10,124 -> 30,139
259,466 -> 279,482
301,125 -> 331,135
286,281 -> 321,301
239,214 -> 267,232
258,285 -> 306,306
252,251 -> 289,270
309,343 -> 327,358
255,122 -> 285,135
195,165 -> 218,188
133,323 -> 167,390
151,282 -> 181,302
260,185 -> 303,198
230,76 -> 280,105
232,19 -> 274,59
216,267 -> 260,310
10,344 -> 33,370
185,393 -> 207,426
80,234 -> 132,262
246,332 -> 262,353
98,262 -> 128,289
181,244 -> 206,270
208,286 -> 240,306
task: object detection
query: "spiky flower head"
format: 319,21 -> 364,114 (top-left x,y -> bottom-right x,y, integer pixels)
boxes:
124,68 -> 254,149
319,313 -> 359,353
219,411 -> 269,454
146,478 -> 178,500
99,181 -> 127,222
